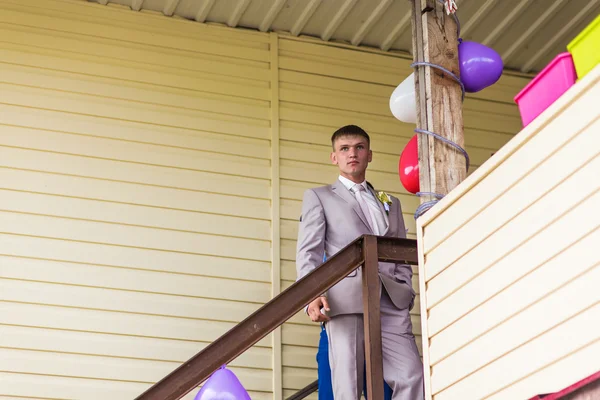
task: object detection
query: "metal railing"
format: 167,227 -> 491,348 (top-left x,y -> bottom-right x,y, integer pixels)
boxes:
135,235 -> 418,400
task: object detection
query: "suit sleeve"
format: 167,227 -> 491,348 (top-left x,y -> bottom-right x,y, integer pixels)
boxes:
296,189 -> 326,289
394,197 -> 415,310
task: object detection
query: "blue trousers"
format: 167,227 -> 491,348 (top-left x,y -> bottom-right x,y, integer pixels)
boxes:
316,325 -> 393,400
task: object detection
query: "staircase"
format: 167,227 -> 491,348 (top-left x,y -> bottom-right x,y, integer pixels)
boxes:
133,235 -> 418,400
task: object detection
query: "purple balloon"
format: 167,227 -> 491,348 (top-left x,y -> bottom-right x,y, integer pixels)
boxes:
458,39 -> 503,93
194,365 -> 251,400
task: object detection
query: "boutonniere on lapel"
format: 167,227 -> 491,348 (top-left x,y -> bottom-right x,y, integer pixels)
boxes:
376,191 -> 392,215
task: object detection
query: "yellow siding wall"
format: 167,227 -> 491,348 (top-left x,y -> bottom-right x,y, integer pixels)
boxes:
417,65 -> 600,400
0,0 -> 527,399
0,0 -> 273,398
275,37 -> 528,398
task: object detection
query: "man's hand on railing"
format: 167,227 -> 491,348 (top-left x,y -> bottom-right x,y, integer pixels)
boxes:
307,296 -> 330,322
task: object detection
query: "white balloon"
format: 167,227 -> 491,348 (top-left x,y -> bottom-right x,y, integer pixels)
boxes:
389,73 -> 417,124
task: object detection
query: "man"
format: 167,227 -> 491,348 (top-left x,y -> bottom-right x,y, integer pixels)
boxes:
296,125 -> 424,399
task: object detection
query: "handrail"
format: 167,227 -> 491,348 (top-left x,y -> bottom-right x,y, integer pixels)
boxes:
135,235 -> 418,400
285,379 -> 318,400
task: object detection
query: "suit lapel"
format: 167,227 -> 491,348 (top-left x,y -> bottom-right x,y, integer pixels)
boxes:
331,180 -> 372,232
368,186 -> 390,236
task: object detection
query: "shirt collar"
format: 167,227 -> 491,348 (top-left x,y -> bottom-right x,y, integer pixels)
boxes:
338,175 -> 368,192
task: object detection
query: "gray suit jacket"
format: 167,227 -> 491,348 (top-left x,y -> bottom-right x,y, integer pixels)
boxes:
296,179 -> 415,318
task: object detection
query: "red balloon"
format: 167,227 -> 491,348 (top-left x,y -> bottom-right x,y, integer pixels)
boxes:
399,135 -> 420,194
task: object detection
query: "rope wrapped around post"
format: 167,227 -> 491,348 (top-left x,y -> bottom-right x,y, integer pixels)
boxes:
411,0 -> 469,219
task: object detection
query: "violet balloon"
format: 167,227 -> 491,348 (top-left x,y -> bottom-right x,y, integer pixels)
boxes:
458,39 -> 503,93
194,365 -> 251,400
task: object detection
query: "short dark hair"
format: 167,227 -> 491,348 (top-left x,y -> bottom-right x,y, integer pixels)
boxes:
331,125 -> 370,149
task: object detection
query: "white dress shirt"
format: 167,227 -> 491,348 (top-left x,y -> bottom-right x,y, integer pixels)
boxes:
338,175 -> 387,235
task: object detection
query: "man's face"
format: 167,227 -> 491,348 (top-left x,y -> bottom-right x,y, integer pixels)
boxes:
330,135 -> 372,181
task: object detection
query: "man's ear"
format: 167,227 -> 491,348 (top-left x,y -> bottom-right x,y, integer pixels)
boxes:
330,152 -> 338,165
368,149 -> 373,162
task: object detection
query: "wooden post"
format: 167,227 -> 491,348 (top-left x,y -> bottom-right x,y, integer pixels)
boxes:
362,235 -> 384,400
410,0 -> 465,201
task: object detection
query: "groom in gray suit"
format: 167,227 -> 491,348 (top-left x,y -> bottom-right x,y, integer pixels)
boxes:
296,125 -> 424,399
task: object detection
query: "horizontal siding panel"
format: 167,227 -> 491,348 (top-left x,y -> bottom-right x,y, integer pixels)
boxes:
0,104 -> 270,159
427,153 -> 600,313
283,344 -> 320,368
428,228 -> 600,365
0,6 -> 270,63
0,43 -> 269,102
0,260 -> 270,308
0,125 -> 270,181
0,84 -> 270,139
0,371 -> 272,400
280,83 -> 519,121
0,372 -> 151,400
280,120 -> 513,158
435,303 -> 600,400
422,85 -> 600,257
284,390 -> 318,400
0,324 -> 270,369
427,189 -> 600,337
282,324 -> 322,348
280,262 -> 297,282
280,219 -> 299,241
0,189 -> 269,241
0,348 -> 271,391
0,168 -> 270,220
461,107 -> 522,141
0,29 -> 268,83
0,211 -> 270,261
0,147 -> 271,202
424,120 -> 600,285
431,265 -> 600,394
280,102 -> 404,134
280,83 -> 390,117
281,102 -> 519,136
0,234 -> 270,282
280,69 -> 393,97
283,366 -> 319,391
0,62 -> 270,120
468,72 -> 533,104
0,0 -> 271,46
278,53 -> 401,87
0,301 -> 272,348
487,339 -> 600,400
279,39 -> 403,70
